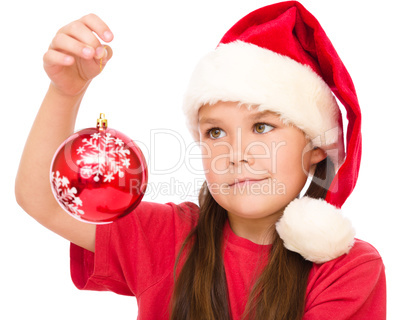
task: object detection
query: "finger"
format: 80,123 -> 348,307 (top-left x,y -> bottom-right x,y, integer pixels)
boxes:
61,20 -> 103,54
79,13 -> 114,43
43,49 -> 75,67
104,45 -> 113,60
97,45 -> 114,72
95,45 -> 113,62
50,33 -> 95,60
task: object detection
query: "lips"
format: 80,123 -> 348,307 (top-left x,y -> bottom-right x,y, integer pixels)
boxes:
229,178 -> 268,187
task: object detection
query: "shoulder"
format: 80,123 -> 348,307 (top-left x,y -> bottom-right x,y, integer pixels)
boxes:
346,238 -> 382,259
307,238 -> 385,297
326,238 -> 382,269
305,239 -> 386,318
111,200 -> 200,241
131,200 -> 199,224
310,238 -> 383,277
123,200 -> 199,222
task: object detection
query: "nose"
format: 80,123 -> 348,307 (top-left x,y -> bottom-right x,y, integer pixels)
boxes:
229,159 -> 249,165
228,128 -> 255,167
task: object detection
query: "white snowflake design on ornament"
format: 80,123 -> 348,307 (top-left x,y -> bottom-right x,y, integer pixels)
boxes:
51,171 -> 84,217
76,132 -> 131,182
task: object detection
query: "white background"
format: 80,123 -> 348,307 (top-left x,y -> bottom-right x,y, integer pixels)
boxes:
1,0 -> 400,318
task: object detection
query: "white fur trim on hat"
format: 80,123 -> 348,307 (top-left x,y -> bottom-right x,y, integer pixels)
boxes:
275,197 -> 355,263
183,41 -> 343,158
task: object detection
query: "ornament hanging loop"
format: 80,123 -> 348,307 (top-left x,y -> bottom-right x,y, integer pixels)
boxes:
99,45 -> 106,72
97,113 -> 108,130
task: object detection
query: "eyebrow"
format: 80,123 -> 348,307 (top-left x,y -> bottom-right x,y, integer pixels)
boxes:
199,110 -> 274,125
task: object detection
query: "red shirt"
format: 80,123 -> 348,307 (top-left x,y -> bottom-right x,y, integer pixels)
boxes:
70,201 -> 386,319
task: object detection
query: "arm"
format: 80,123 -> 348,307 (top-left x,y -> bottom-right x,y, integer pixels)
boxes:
15,14 -> 114,252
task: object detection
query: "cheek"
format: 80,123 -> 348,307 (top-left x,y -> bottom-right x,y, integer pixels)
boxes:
201,143 -> 231,182
273,141 -> 309,192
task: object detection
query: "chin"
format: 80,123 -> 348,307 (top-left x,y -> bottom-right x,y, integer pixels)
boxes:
226,199 -> 284,220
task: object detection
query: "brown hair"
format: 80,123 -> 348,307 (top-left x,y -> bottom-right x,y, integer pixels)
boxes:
169,158 -> 334,320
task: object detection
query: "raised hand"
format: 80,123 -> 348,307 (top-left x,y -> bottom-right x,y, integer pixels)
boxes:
43,14 -> 114,97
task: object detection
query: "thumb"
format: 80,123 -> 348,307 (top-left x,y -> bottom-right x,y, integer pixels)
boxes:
96,45 -> 113,70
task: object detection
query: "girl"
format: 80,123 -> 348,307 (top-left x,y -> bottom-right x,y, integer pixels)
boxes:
15,1 -> 386,319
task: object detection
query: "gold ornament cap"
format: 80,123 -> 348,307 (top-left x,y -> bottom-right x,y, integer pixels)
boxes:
97,113 -> 108,130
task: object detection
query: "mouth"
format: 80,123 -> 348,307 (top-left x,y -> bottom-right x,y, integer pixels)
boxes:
229,178 -> 269,187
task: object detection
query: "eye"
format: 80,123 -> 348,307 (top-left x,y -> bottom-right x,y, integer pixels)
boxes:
254,123 -> 274,134
205,127 -> 226,139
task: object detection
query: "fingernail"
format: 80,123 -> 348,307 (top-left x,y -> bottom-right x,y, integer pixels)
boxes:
95,46 -> 106,59
64,56 -> 74,64
103,31 -> 113,41
82,47 -> 93,57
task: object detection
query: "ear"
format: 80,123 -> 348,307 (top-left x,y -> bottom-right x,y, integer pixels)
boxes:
310,147 -> 327,165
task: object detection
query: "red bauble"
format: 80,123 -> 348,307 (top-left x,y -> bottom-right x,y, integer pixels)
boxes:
50,114 -> 148,224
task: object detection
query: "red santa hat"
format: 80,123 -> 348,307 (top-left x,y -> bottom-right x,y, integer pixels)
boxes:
182,1 -> 360,263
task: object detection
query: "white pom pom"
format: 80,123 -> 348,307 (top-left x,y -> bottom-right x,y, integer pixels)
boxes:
276,197 -> 355,263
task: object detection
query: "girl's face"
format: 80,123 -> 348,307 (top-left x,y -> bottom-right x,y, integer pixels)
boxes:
198,101 -> 326,221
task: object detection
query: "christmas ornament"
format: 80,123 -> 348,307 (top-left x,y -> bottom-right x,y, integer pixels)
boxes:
50,114 -> 148,224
